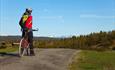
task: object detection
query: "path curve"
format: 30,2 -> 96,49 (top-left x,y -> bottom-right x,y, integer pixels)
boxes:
0,49 -> 80,70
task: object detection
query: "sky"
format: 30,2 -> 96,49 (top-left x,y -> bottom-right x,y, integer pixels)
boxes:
0,0 -> 115,37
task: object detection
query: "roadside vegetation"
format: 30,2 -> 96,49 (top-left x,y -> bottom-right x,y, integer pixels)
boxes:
69,50 -> 115,70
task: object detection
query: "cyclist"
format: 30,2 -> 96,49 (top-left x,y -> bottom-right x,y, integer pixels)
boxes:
19,8 -> 35,56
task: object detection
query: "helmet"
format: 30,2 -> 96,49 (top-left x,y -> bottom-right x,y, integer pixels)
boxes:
26,8 -> 32,12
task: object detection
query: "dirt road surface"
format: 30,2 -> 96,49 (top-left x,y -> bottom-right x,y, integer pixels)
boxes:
0,49 -> 80,70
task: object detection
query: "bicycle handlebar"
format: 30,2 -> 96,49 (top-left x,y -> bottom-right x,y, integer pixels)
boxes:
21,28 -> 39,32
32,29 -> 38,31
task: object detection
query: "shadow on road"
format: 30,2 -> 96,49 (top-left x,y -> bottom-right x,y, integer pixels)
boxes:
0,52 -> 19,57
0,52 -> 20,65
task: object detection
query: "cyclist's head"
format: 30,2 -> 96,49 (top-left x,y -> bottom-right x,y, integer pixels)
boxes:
26,8 -> 32,15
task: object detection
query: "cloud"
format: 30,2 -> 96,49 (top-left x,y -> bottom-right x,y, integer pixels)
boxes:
80,14 -> 115,19
38,16 -> 58,19
39,16 -> 64,19
38,16 -> 65,23
43,8 -> 49,13
36,8 -> 49,13
58,16 -> 65,23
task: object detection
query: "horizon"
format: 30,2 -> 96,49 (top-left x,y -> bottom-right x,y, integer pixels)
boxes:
0,30 -> 114,38
0,0 -> 115,37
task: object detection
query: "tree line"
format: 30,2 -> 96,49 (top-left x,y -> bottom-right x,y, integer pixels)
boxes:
0,30 -> 115,51
35,30 -> 115,50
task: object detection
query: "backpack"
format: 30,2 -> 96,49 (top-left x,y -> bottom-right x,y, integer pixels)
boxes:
19,14 -> 28,28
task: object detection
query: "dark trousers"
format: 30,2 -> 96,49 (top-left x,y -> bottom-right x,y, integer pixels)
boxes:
22,30 -> 35,54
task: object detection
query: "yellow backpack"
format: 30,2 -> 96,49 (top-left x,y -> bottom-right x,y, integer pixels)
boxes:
19,14 -> 28,28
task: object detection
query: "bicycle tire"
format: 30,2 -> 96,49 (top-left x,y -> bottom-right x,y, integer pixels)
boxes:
19,38 -> 29,57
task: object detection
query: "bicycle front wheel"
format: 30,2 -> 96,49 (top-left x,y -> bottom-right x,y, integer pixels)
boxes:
19,38 -> 29,57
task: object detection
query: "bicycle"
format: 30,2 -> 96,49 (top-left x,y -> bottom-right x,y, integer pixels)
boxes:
19,29 -> 38,57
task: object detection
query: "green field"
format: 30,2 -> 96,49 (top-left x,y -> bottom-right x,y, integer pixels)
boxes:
69,50 -> 115,70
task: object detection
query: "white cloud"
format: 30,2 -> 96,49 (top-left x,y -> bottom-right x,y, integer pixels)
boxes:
80,14 -> 115,19
38,16 -> 65,23
58,16 -> 63,19
38,16 -> 59,19
58,16 -> 65,23
39,16 -> 54,19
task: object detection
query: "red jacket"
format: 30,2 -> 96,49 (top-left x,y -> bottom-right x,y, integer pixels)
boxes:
25,16 -> 32,29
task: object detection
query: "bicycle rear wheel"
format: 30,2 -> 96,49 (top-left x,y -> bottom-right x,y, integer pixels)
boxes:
19,38 -> 29,57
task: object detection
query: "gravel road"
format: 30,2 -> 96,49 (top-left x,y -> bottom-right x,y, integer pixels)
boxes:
0,49 -> 80,70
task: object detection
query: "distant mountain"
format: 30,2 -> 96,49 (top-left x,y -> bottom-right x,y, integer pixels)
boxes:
0,35 -> 61,42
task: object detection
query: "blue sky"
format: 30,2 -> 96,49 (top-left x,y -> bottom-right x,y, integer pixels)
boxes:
0,0 -> 115,37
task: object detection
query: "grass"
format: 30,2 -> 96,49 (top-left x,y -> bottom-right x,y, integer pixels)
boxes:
69,50 -> 115,70
0,46 -> 18,53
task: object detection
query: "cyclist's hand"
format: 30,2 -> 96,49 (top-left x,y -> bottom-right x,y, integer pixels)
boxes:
27,29 -> 30,32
